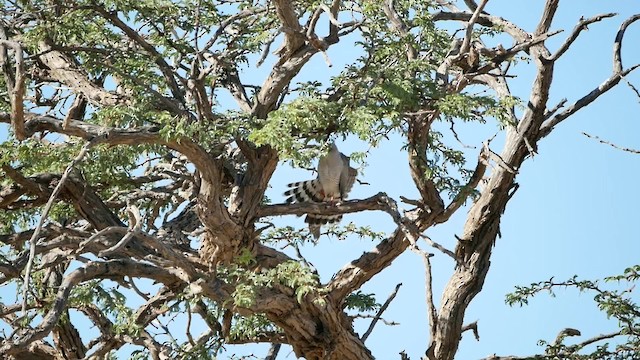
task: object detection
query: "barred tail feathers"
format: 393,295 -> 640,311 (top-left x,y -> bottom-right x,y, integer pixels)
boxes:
284,180 -> 324,203
306,215 -> 342,239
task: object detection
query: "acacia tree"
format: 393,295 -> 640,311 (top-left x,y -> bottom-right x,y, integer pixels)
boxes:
0,0 -> 638,359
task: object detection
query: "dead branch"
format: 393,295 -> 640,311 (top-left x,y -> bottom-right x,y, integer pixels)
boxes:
582,132 -> 640,154
421,235 -> 457,260
548,13 -> 617,61
21,137 -> 101,315
614,14 -> 640,73
462,320 -> 479,341
538,63 -> 640,137
361,282 -> 402,342
535,0 -> 559,36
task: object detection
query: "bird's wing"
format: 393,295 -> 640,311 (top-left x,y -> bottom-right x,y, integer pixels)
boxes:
339,153 -> 357,199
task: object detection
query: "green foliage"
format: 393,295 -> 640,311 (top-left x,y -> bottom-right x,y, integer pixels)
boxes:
249,97 -> 342,166
69,281 -> 142,337
326,222 -> 387,242
345,291 -> 380,312
506,270 -> 640,359
220,258 -> 323,307
229,313 -> 279,342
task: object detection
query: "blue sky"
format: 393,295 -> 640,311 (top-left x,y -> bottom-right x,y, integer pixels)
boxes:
1,1 -> 639,359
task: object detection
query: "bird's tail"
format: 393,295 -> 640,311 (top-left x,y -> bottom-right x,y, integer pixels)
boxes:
285,180 -> 343,238
306,214 -> 342,239
284,180 -> 324,203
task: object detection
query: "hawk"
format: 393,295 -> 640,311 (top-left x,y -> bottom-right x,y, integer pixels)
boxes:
284,143 -> 357,239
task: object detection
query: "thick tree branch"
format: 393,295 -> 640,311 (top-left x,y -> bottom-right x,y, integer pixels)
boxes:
37,39 -> 125,107
273,0 -> 305,57
0,37 -> 25,140
614,14 -> 640,73
258,192 -> 394,218
535,0 -> 559,36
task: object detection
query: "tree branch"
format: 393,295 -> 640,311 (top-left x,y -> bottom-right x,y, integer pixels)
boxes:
37,39 -> 125,107
0,260 -> 197,357
361,282 -> 402,343
535,0 -> 559,36
582,132 -> 640,154
257,192 -> 394,218
548,13 -> 617,61
538,64 -> 640,137
20,138 -> 100,315
0,37 -> 25,140
93,6 -> 185,104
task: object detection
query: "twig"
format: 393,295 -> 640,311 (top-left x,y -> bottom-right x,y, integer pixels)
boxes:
421,235 -> 456,260
582,132 -> 640,154
624,78 -> 640,101
21,137 -> 103,315
543,98 -> 567,120
361,282 -> 402,342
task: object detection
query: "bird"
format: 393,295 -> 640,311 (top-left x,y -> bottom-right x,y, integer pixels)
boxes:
284,143 -> 357,239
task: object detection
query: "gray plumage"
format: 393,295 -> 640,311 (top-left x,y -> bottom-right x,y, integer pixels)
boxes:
284,143 -> 357,239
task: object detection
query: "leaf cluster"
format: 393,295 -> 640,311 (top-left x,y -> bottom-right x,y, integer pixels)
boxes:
219,257 -> 323,307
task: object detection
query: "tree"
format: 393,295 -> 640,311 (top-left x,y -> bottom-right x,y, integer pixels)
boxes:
0,0 -> 638,359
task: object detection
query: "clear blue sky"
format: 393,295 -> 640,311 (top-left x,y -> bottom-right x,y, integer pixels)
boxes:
1,1 -> 639,359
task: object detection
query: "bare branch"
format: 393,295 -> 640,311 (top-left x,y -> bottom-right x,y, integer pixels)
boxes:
614,14 -> 640,73
461,320 -> 479,341
582,132 -> 640,154
265,343 -> 282,360
535,0 -> 559,36
21,138 -> 100,315
539,64 -> 640,137
543,98 -> 567,119
361,283 -> 402,342
422,235 -> 456,260
257,192 -> 393,218
420,247 -> 438,350
548,13 -> 617,61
